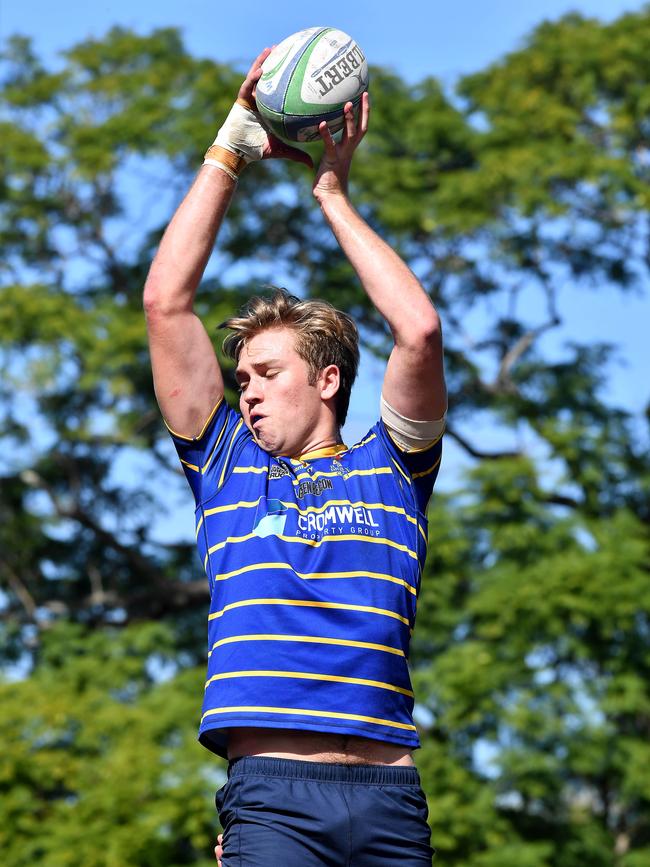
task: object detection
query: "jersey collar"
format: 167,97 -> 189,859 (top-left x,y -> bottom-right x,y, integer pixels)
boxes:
289,443 -> 348,464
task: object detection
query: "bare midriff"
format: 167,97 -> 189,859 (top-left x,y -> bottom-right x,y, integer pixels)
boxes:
227,727 -> 414,766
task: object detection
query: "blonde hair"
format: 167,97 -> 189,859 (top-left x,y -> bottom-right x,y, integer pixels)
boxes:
222,288 -> 360,426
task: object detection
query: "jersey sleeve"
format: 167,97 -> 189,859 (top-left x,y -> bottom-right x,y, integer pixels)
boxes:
374,419 -> 444,515
166,399 -> 252,504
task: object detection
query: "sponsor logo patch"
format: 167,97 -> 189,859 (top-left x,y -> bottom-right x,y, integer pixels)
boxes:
295,478 -> 334,500
269,463 -> 290,479
295,504 -> 382,541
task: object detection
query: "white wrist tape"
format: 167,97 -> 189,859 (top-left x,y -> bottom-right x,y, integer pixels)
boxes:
203,146 -> 244,180
380,395 -> 447,452
203,98 -> 268,178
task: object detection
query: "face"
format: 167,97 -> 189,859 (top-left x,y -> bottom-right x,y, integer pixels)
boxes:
235,327 -> 340,457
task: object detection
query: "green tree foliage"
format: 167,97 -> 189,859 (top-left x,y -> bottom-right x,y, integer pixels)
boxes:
1,10 -> 649,865
0,623 -> 218,866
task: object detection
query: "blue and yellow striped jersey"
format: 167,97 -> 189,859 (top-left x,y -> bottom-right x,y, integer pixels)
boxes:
169,399 -> 443,757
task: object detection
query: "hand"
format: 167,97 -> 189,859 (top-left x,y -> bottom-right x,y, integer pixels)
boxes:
312,92 -> 369,202
237,48 -> 314,168
214,832 -> 223,866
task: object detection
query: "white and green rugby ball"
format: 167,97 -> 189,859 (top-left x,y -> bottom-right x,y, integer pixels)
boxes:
255,27 -> 368,143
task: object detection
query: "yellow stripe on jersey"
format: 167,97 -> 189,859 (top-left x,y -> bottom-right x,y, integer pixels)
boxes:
207,598 -> 411,626
207,633 -> 405,658
201,501 -> 424,559
204,669 -> 414,697
201,416 -> 230,474
412,452 -> 442,479
195,514 -> 204,538
164,397 -> 224,442
201,705 -> 417,732
232,465 -> 268,475
210,561 -> 417,596
202,497 -> 418,527
180,414 -> 231,475
204,497 -> 264,516
303,570 -> 417,595
320,467 -> 393,481
346,432 -> 377,452
284,532 -> 419,559
390,456 -> 412,485
207,532 -> 257,554
207,532 -> 418,561
218,419 -> 245,486
290,499 -> 418,525
292,466 -> 393,483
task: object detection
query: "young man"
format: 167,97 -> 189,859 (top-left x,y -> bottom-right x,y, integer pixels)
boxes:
144,49 -> 446,867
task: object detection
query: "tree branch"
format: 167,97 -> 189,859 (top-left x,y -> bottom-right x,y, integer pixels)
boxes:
1,562 -> 37,620
20,468 -> 167,588
18,468 -> 209,624
494,315 -> 561,394
445,426 -> 521,460
544,493 -> 581,510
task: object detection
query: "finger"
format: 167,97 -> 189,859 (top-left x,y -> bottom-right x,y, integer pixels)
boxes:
318,120 -> 337,158
263,136 -> 315,168
343,101 -> 356,142
247,47 -> 272,79
283,145 -> 315,169
238,47 -> 272,101
358,91 -> 370,137
278,140 -> 314,168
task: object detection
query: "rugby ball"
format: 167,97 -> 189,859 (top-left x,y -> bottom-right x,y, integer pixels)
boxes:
255,27 -> 368,143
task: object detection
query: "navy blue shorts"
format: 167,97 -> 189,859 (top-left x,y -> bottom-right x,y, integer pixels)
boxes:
215,756 -> 435,865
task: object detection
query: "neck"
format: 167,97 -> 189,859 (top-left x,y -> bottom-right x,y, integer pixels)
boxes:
282,430 -> 342,459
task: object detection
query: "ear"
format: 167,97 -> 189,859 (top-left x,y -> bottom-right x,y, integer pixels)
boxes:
318,364 -> 340,401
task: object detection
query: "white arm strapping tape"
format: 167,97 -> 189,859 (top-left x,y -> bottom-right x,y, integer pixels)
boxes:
212,100 -> 268,163
380,395 -> 447,452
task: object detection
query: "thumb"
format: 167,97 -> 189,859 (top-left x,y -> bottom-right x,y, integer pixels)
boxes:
264,137 -> 314,169
283,144 -> 315,169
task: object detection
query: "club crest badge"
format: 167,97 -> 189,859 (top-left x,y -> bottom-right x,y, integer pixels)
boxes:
253,497 -> 288,538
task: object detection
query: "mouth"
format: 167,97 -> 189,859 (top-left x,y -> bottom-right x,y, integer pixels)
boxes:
250,413 -> 264,430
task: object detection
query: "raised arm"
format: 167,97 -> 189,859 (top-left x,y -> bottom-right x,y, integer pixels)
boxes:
144,49 -> 312,437
312,95 -> 446,423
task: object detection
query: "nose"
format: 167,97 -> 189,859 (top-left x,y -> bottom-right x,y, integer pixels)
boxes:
244,378 -> 262,405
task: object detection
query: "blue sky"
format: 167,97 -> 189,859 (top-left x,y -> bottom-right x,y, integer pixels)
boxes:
3,0 -> 647,472
2,0 -> 644,83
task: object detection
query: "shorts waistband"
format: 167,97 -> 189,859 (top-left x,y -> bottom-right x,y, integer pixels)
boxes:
227,756 -> 421,786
